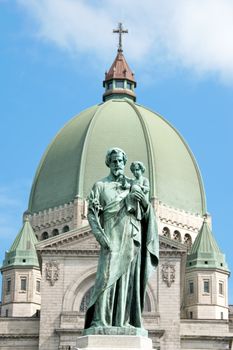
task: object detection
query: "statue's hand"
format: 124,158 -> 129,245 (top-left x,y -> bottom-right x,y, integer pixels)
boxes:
131,190 -> 148,209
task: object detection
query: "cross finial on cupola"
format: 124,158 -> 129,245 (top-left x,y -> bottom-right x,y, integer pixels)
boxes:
113,22 -> 128,52
103,23 -> 136,102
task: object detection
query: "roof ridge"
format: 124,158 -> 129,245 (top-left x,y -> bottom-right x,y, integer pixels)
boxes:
190,220 -> 221,255
9,219 -> 38,252
105,51 -> 135,82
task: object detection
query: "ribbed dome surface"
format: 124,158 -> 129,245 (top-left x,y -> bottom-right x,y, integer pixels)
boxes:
28,98 -> 206,215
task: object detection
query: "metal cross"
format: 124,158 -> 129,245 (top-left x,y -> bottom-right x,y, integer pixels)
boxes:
113,23 -> 128,52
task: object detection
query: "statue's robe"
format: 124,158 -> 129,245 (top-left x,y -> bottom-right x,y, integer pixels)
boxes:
84,175 -> 159,329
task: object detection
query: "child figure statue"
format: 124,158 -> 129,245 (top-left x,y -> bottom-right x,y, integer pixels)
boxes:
130,161 -> 150,220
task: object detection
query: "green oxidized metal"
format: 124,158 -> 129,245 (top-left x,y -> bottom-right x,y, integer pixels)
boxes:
28,98 -> 206,215
2,218 -> 39,269
187,219 -> 228,271
84,148 -> 159,334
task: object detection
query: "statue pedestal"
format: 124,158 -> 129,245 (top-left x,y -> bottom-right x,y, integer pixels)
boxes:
75,335 -> 153,350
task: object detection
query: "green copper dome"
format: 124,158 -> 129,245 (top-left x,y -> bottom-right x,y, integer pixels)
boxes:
28,98 -> 206,215
2,218 -> 39,269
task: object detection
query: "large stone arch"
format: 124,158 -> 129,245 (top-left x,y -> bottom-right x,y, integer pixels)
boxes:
62,265 -> 157,314
62,266 -> 96,312
144,283 -> 157,313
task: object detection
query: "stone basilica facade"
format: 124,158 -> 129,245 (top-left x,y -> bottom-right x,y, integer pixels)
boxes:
1,39 -> 233,349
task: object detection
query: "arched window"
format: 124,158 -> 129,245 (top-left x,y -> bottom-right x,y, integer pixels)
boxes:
42,231 -> 48,240
52,229 -> 59,236
184,234 -> 192,250
173,230 -> 181,242
63,225 -> 69,233
162,227 -> 170,238
80,286 -> 94,313
80,287 -> 153,314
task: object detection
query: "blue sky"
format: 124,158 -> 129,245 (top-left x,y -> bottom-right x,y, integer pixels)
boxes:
1,1 -> 233,303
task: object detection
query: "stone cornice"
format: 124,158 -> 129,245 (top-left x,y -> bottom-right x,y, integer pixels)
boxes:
41,249 -> 99,256
186,266 -> 230,275
181,319 -> 229,324
36,225 -> 187,258
181,303 -> 229,309
159,235 -> 187,251
159,236 -> 187,257
0,317 -> 39,322
55,328 -> 82,334
181,334 -> 233,340
1,265 -> 40,273
0,334 -> 39,339
36,225 -> 91,250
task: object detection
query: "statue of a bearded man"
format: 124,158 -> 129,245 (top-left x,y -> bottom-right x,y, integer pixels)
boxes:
84,147 -> 159,336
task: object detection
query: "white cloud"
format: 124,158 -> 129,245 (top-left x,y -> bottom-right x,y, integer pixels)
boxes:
17,0 -> 233,82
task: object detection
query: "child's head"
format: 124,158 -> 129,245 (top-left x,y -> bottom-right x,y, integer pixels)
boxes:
130,161 -> 146,179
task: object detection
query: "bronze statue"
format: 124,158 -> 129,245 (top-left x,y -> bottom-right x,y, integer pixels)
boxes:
84,148 -> 159,336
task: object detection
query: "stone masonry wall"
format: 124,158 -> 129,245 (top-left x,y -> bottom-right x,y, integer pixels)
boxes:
39,256 -> 65,350
158,253 -> 183,350
0,317 -> 39,350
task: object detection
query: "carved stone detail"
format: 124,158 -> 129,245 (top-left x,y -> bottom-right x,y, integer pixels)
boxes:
45,261 -> 59,286
29,201 -> 74,238
158,201 -> 204,231
161,263 -> 175,287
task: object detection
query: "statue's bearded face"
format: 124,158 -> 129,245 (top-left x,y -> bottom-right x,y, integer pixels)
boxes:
109,153 -> 125,177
